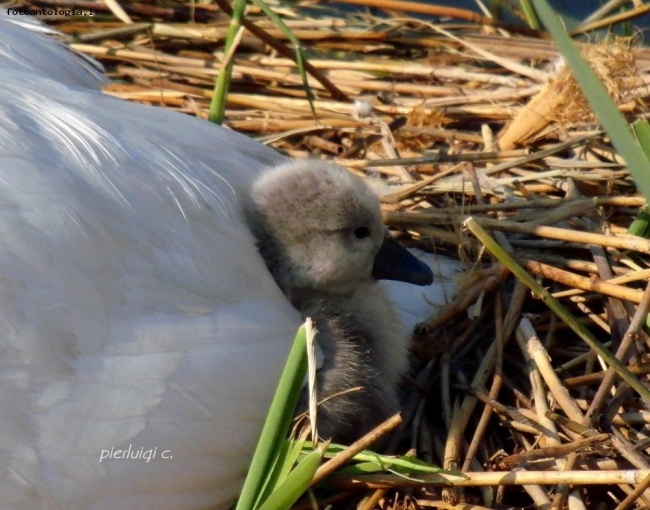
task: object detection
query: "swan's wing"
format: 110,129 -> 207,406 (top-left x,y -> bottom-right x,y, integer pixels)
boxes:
0,72 -> 300,509
0,14 -> 107,88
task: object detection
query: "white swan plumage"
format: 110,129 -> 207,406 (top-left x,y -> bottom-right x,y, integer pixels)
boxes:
0,15 -> 460,510
0,12 -> 106,88
0,17 -> 299,509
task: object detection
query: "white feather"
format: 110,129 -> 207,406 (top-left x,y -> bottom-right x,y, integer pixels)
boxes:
381,249 -> 461,335
0,17 -> 299,510
0,11 -> 106,88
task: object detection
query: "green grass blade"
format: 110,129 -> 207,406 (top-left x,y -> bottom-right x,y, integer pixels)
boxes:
256,448 -> 324,510
249,0 -> 316,117
235,324 -> 308,510
629,120 -> 650,238
208,0 -> 247,124
300,443 -> 451,476
519,0 -> 542,29
633,119 -> 650,153
628,206 -> 650,238
257,437 -> 308,504
531,0 -> 650,203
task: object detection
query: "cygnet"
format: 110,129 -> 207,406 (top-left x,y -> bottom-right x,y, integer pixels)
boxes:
245,161 -> 433,441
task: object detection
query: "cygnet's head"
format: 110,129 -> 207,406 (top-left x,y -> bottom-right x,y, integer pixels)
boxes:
245,160 -> 432,296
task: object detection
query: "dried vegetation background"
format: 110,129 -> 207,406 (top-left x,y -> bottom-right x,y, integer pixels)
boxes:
21,0 -> 650,507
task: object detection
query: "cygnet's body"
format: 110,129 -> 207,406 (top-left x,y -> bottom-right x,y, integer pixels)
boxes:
245,161 -> 432,440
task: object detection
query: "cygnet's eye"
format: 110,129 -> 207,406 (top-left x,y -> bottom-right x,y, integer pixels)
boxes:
353,226 -> 371,240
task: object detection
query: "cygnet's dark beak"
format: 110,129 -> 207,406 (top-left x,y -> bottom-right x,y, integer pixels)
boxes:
372,235 -> 434,286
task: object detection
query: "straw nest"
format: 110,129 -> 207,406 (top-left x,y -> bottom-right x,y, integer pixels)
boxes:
27,0 -> 650,508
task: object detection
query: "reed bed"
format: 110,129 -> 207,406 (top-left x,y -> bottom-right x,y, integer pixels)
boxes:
24,0 -> 650,507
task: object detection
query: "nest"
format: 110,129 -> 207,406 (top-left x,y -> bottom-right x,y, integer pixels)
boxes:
21,0 -> 650,507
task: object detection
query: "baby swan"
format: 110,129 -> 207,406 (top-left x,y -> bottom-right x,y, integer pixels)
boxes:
245,161 -> 433,441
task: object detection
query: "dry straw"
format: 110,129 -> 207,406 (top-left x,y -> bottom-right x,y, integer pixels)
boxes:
499,38 -> 640,150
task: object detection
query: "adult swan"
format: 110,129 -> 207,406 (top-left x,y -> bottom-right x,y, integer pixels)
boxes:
0,14 -> 439,510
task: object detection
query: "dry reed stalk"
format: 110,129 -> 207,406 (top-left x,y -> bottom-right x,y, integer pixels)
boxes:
523,322 -> 584,422
461,294 -> 504,473
565,364 -> 650,388
498,434 -> 609,469
555,341 -> 614,373
519,467 -> 554,509
517,252 -> 630,276
574,301 -> 612,334
311,414 -> 402,487
614,470 -> 650,510
443,345 -> 498,480
357,489 -> 387,510
476,218 -> 650,254
587,281 -> 650,420
228,118 -> 361,131
418,501 -> 494,509
226,94 -> 356,119
327,469 -> 650,488
573,4 -> 650,35
516,321 -> 561,449
255,56 -> 528,86
524,260 -> 646,304
552,268 -> 650,301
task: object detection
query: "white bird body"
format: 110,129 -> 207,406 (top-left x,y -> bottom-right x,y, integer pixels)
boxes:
0,13 -> 106,88
381,249 -> 459,335
0,68 -> 299,510
0,16 -> 461,510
